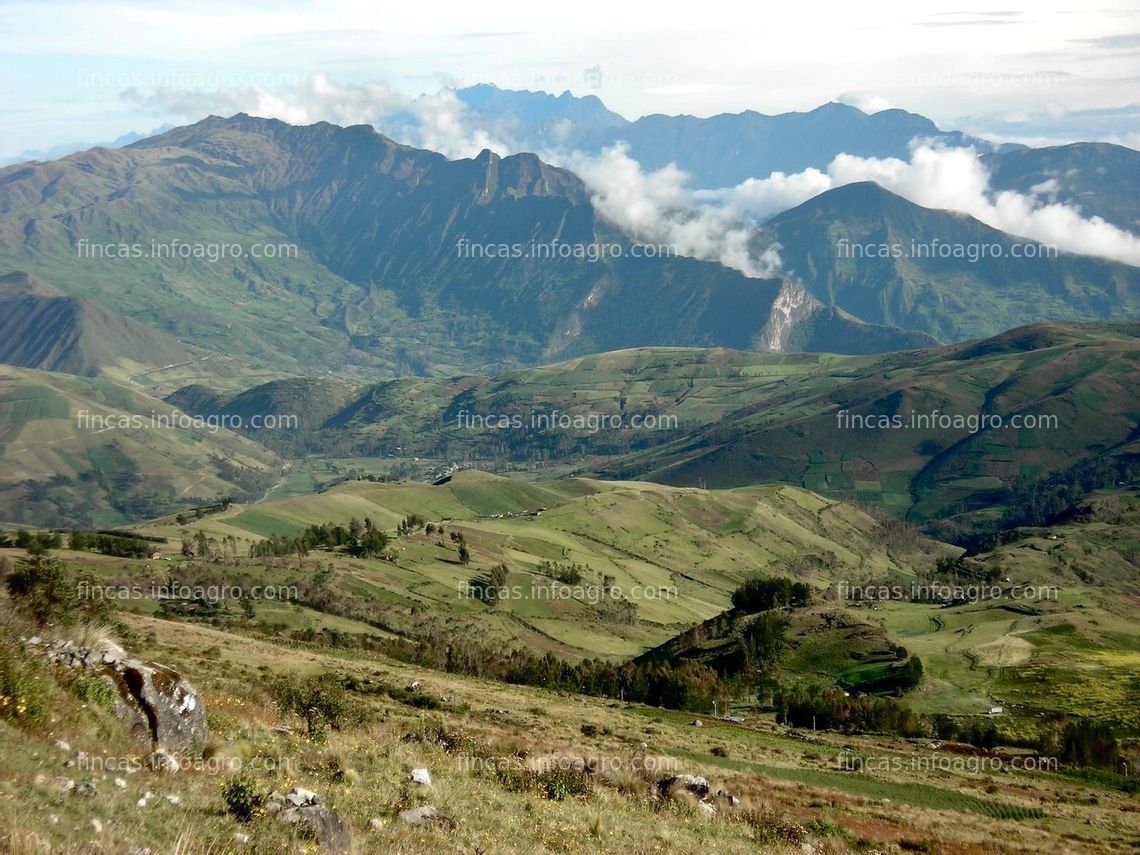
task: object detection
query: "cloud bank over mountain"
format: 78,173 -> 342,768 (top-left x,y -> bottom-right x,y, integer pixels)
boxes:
127,74 -> 1140,269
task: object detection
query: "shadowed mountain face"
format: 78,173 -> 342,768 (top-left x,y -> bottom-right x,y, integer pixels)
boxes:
0,272 -> 194,378
0,114 -> 951,376
753,181 -> 1140,342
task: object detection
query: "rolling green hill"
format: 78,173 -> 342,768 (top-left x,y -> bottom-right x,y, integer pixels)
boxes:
0,365 -> 280,527
126,470 -> 948,660
166,322 -> 1140,531
596,322 -> 1140,526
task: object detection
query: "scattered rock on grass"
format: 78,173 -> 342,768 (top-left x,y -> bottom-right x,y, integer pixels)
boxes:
271,787 -> 350,852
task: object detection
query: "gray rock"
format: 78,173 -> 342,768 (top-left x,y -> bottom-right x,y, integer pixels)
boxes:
410,768 -> 432,786
53,739 -> 70,752
30,639 -> 207,755
273,788 -> 348,851
657,774 -> 710,799
109,659 -> 207,753
285,786 -> 319,806
296,804 -> 351,852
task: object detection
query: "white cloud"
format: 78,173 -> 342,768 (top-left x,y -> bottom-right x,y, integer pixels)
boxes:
708,144 -> 1140,267
123,73 -> 510,159
555,144 -> 783,278
837,92 -> 893,113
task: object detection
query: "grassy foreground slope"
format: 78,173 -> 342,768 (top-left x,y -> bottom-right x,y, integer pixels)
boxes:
3,602 -> 1137,854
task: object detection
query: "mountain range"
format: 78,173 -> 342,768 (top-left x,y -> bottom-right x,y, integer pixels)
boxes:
0,91 -> 1137,532
449,86 -> 1023,187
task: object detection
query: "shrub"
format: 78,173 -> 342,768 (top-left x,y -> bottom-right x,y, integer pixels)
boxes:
731,576 -> 811,613
69,672 -> 115,708
742,809 -> 807,845
493,763 -> 592,800
221,775 -> 264,822
6,554 -> 79,626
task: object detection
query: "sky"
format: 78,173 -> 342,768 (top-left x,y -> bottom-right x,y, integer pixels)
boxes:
2,0 -> 1139,160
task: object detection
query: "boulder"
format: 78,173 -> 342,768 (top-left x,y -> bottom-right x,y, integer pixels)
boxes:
32,638 -> 207,755
657,774 -> 710,799
410,768 -> 432,786
295,804 -> 351,852
272,788 -> 350,852
107,659 -> 207,753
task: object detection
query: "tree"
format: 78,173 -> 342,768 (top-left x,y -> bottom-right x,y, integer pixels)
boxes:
271,673 -> 363,737
458,544 -> 471,565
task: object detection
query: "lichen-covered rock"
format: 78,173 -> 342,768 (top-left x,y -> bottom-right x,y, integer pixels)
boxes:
31,638 -> 207,754
656,774 -> 710,799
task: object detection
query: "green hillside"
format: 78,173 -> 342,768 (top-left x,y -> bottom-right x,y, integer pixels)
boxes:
123,470 -> 948,660
0,365 -> 280,527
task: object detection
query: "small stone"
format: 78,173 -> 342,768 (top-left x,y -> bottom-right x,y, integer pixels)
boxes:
410,767 -> 432,786
286,786 -> 318,806
53,739 -> 71,752
691,719 -> 703,727
233,832 -> 250,845
164,794 -> 181,805
75,779 -> 97,797
114,778 -> 127,789
54,777 -> 75,793
48,815 -> 58,825
90,818 -> 103,834
368,817 -> 384,832
698,801 -> 716,816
